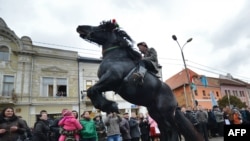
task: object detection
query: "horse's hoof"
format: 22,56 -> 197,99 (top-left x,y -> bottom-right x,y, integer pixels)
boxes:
110,102 -> 119,113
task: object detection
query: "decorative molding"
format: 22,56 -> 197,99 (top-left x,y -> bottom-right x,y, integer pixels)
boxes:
0,35 -> 11,42
41,66 -> 68,73
0,61 -> 6,68
18,56 -> 30,62
84,72 -> 97,77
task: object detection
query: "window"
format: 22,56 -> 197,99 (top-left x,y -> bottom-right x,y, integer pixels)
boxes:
194,90 -> 198,96
242,91 -> 245,97
2,75 -> 14,96
239,91 -> 245,97
56,78 -> 67,97
202,90 -> 206,96
84,80 -> 97,99
42,77 -> 67,97
86,80 -> 93,90
0,46 -> 9,61
216,91 -> 219,97
42,77 -> 53,97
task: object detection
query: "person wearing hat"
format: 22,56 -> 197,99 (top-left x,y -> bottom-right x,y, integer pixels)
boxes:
132,42 -> 159,85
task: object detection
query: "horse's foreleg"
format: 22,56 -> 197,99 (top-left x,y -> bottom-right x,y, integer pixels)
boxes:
87,86 -> 119,113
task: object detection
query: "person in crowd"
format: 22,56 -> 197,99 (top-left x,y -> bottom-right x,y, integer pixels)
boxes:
58,109 -> 83,141
213,105 -> 224,137
132,42 -> 159,85
181,106 -> 200,132
232,108 -> 242,125
138,113 -> 150,141
32,110 -> 50,141
72,110 -> 79,119
207,109 -> 217,137
240,107 -> 250,125
147,113 -> 160,141
129,112 -> 141,141
50,108 -> 67,141
18,116 -> 33,140
196,105 -> 209,141
120,112 -> 131,141
79,111 -> 97,141
0,107 -> 27,141
192,106 -> 201,132
222,106 -> 232,125
93,114 -> 107,141
105,112 -> 122,141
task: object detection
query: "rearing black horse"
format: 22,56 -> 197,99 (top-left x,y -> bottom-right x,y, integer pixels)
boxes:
76,20 -> 202,141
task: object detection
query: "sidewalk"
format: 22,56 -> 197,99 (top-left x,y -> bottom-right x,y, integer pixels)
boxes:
209,136 -> 224,141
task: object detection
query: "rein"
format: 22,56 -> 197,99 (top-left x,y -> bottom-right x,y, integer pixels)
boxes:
102,45 -> 120,55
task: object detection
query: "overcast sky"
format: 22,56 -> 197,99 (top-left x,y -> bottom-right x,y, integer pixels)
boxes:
1,0 -> 250,82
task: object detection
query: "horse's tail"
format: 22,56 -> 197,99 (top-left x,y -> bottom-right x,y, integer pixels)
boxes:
174,108 -> 203,141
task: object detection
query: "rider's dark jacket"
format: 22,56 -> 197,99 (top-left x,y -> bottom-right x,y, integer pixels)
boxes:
143,47 -> 159,73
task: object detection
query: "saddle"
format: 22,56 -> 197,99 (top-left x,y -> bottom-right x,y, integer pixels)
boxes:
123,67 -> 160,84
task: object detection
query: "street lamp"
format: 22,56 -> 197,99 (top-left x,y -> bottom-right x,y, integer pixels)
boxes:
172,35 -> 196,107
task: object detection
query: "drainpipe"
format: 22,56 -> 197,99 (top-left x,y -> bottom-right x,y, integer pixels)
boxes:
78,60 -> 81,118
28,55 -> 34,126
183,84 -> 188,107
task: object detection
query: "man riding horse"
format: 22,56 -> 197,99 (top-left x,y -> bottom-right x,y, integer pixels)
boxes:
133,42 -> 159,85
76,19 -> 203,141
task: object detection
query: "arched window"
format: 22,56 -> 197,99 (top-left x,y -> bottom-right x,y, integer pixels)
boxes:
0,46 -> 9,61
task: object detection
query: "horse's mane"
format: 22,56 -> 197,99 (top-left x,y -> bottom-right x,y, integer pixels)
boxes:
114,29 -> 142,61
98,19 -> 141,61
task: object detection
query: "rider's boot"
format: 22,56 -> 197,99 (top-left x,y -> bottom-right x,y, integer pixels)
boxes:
132,66 -> 147,85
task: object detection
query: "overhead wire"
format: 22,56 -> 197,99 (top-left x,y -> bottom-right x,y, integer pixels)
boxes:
31,41 -> 250,82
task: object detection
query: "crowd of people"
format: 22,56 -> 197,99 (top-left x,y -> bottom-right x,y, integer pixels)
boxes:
181,105 -> 250,141
0,106 -> 161,141
1,105 -> 250,141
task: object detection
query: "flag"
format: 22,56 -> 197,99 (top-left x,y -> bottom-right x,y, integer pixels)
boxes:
210,91 -> 218,106
191,83 -> 197,90
200,75 -> 208,87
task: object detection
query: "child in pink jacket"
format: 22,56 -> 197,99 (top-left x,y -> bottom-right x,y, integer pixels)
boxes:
58,110 -> 83,141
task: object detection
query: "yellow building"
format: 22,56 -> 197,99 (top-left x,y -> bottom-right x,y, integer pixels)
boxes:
0,18 -> 144,127
0,18 -> 79,127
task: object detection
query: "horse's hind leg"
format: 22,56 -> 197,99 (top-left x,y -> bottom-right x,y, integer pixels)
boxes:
148,106 -> 179,141
174,108 -> 203,141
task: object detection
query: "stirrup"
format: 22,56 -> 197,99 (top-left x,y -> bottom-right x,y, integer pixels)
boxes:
132,73 -> 144,85
132,72 -> 142,78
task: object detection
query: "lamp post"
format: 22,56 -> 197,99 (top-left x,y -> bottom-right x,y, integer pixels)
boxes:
172,35 -> 196,107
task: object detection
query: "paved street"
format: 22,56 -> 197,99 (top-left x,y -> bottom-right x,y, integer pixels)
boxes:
209,137 -> 224,141
181,136 -> 223,141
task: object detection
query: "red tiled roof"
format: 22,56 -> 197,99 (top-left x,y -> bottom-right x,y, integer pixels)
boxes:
219,78 -> 246,86
165,68 -> 247,90
165,68 -> 199,89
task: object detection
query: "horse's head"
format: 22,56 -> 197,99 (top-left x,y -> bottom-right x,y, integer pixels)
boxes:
76,19 -> 133,47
